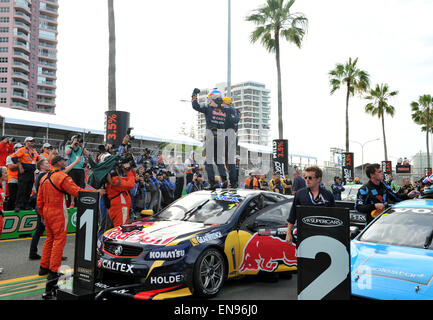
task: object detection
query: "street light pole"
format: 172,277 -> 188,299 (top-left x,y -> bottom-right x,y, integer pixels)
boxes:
350,138 -> 380,176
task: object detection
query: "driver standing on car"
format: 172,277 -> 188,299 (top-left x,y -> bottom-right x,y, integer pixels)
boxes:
355,163 -> 419,225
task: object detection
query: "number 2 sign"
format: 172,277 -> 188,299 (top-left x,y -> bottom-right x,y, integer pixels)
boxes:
296,206 -> 351,300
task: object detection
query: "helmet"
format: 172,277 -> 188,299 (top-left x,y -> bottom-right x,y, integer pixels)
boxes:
423,174 -> 433,185
207,88 -> 223,104
223,96 -> 232,105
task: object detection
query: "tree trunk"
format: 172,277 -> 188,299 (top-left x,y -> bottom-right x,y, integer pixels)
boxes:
108,0 -> 116,111
345,80 -> 350,152
275,30 -> 283,140
381,112 -> 388,161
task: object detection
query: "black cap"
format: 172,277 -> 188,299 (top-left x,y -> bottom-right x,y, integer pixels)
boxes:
51,155 -> 67,165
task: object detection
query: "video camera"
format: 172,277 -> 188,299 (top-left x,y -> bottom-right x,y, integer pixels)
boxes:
71,134 -> 83,144
127,127 -> 135,141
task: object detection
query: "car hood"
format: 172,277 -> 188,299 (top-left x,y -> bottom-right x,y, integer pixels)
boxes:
351,241 -> 433,299
103,219 -> 215,247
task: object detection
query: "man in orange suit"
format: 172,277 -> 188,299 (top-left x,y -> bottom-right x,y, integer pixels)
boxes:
106,161 -> 136,228
37,155 -> 105,299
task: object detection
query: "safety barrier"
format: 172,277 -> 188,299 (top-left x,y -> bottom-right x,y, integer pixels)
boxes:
0,208 -> 77,240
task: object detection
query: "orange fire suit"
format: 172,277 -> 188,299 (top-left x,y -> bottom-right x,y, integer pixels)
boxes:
37,170 -> 87,273
0,187 -> 4,237
106,170 -> 135,228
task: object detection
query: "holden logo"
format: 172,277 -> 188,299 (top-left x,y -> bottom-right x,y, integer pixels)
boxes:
302,216 -> 343,228
80,196 -> 96,205
114,245 -> 123,256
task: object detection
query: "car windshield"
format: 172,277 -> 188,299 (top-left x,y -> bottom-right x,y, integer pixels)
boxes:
156,193 -> 244,225
358,207 -> 433,249
341,185 -> 361,201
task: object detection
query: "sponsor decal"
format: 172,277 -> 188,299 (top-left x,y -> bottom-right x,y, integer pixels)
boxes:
350,213 -> 366,222
97,258 -> 134,274
103,227 -> 176,246
211,194 -> 240,202
301,216 -> 343,228
150,274 -> 184,285
196,231 -> 223,244
80,196 -> 97,205
239,233 -> 296,272
148,248 -> 186,260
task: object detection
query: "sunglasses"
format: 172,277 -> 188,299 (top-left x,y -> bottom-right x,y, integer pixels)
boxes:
304,176 -> 317,180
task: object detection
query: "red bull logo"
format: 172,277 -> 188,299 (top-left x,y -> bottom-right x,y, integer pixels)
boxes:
239,233 -> 297,272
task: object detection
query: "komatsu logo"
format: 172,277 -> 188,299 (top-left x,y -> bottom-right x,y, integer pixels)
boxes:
148,249 -> 185,260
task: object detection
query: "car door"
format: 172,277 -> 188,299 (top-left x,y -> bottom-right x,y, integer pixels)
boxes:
225,196 -> 297,276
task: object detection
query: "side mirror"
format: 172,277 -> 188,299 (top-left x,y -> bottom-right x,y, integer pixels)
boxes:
140,209 -> 154,216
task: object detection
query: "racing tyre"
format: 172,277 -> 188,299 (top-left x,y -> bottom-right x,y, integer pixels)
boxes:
193,248 -> 226,298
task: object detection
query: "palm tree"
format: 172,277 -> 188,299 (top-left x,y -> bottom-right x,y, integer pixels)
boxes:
411,94 -> 433,169
108,0 -> 116,111
329,57 -> 370,152
364,83 -> 398,161
246,0 -> 308,139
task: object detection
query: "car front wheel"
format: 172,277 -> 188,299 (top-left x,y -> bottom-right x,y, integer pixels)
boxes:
193,248 -> 226,298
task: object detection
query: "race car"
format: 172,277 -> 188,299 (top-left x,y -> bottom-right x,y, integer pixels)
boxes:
94,189 -> 297,300
351,199 -> 433,300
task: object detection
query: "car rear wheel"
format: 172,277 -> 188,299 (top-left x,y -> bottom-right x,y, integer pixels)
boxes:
193,248 -> 226,298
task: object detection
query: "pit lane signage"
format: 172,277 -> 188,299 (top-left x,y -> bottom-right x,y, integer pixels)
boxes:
73,191 -> 100,292
382,161 -> 392,182
297,206 -> 351,300
104,111 -> 130,148
342,152 -> 354,184
272,139 -> 288,176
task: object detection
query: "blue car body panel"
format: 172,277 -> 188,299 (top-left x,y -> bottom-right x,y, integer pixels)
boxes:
351,199 -> 433,300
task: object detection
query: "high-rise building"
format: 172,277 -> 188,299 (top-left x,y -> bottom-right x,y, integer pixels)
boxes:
0,0 -> 58,114
196,81 -> 271,146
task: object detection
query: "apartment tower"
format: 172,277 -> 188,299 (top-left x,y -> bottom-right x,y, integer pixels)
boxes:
0,0 -> 58,113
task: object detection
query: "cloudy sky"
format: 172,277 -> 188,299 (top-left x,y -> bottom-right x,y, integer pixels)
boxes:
55,0 -> 433,167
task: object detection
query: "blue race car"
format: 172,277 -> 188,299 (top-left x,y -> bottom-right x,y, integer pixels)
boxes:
351,199 -> 433,300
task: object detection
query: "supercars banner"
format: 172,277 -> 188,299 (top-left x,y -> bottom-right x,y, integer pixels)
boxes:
342,152 -> 354,183
296,206 -> 351,300
272,139 -> 288,176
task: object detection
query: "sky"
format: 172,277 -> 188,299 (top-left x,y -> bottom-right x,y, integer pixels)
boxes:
54,0 -> 433,168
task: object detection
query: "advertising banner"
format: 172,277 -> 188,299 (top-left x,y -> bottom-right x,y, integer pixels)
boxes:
342,152 -> 354,183
396,164 -> 411,174
0,209 -> 77,240
104,111 -> 130,148
382,161 -> 392,182
296,206 -> 351,300
272,139 -> 288,176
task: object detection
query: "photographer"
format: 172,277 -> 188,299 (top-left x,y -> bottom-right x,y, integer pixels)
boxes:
141,169 -> 159,212
185,151 -> 199,186
105,160 -> 136,228
186,173 -> 209,194
173,155 -> 186,200
157,171 -> 175,209
136,148 -> 157,170
65,135 -> 88,208
131,172 -> 147,216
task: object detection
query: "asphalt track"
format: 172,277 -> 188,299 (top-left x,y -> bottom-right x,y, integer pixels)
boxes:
0,234 -> 298,301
